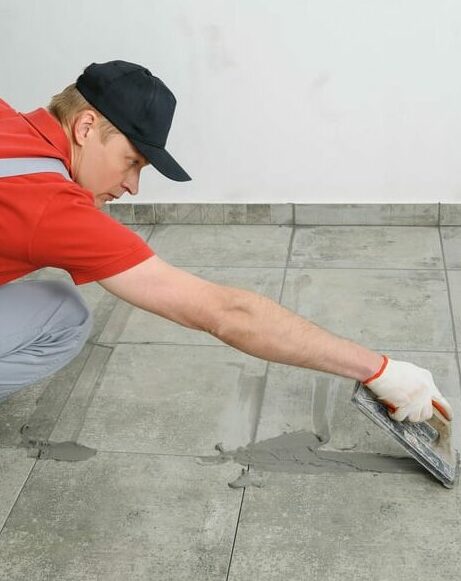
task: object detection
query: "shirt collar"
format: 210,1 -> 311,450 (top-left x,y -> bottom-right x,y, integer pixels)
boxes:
20,108 -> 73,177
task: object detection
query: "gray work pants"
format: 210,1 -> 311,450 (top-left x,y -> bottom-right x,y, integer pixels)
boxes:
0,279 -> 93,403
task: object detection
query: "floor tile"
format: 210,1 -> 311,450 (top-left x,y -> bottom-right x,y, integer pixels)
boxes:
228,472 -> 461,581
102,267 -> 285,345
441,226 -> 461,268
289,226 -> 443,269
281,268 -> 454,351
149,225 -> 292,267
0,453 -> 241,581
0,448 -> 34,530
76,344 -> 267,455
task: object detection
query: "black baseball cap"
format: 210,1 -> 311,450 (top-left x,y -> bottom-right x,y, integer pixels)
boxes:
76,60 -> 191,181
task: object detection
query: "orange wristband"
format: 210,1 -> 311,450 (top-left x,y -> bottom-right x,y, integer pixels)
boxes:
363,355 -> 389,384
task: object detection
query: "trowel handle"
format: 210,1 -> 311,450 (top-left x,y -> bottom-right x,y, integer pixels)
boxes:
432,400 -> 451,421
385,400 -> 451,422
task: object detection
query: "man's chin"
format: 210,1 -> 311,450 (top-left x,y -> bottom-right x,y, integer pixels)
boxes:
95,197 -> 106,210
95,193 -> 114,209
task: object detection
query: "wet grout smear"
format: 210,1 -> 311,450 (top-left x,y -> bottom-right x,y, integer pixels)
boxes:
195,430 -> 425,478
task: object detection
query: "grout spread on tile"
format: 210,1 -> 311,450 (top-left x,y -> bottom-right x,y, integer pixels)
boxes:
195,430 -> 425,488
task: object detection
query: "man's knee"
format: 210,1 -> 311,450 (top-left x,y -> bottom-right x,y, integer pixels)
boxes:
48,280 -> 93,330
78,307 -> 93,345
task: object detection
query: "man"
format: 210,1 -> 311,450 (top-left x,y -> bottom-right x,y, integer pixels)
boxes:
0,60 -> 453,424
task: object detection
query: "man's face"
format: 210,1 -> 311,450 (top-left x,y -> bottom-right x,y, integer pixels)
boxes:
70,111 -> 149,209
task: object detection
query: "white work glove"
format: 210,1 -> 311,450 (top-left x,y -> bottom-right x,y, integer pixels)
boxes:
363,355 -> 453,423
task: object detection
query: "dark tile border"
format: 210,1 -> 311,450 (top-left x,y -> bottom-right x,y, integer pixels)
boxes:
106,202 -> 461,226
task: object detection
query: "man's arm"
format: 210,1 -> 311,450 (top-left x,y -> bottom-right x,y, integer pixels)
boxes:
214,285 -> 383,382
98,255 -> 383,382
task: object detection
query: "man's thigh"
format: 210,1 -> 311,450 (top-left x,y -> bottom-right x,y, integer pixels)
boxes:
0,279 -> 92,398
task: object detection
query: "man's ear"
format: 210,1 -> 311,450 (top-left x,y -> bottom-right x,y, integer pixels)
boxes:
72,110 -> 99,147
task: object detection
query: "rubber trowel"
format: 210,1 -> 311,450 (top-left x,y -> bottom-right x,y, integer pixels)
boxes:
352,381 -> 460,488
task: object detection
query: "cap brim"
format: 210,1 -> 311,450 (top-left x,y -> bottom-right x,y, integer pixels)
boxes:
130,138 -> 191,182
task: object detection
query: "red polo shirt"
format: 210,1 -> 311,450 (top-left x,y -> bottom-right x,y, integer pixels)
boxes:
0,98 -> 155,286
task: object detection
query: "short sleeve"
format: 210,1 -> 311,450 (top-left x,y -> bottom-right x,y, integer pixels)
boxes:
30,184 -> 155,285
0,98 -> 16,121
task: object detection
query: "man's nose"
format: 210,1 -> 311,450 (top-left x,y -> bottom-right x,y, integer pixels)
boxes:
121,176 -> 140,196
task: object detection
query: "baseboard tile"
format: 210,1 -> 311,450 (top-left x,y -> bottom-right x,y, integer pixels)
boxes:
106,202 -> 461,226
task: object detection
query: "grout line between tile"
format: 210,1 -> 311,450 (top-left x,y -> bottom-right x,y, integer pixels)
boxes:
438,225 -> 461,397
127,221 -> 449,227
225,485 -> 247,581
0,459 -> 37,537
156,265 -> 461,271
285,266 -> 454,271
294,223 -> 441,227
91,341 -> 461,354
132,221 -> 433,226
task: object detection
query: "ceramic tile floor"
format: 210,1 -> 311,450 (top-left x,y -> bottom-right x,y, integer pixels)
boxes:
1,223 -> 461,580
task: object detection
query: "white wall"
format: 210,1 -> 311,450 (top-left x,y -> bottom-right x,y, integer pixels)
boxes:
1,0 -> 461,204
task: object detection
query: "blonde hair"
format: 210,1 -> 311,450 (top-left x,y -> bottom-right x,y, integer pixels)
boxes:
48,82 -> 120,144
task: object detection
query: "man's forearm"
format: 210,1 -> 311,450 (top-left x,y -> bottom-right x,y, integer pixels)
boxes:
214,287 -> 384,383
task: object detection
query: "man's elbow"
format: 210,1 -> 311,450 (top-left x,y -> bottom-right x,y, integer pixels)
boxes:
203,285 -> 253,342
199,284 -> 238,338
